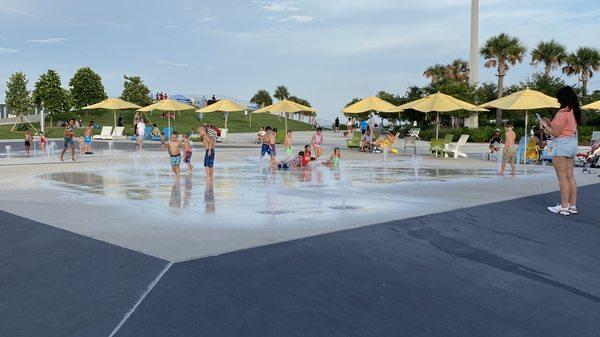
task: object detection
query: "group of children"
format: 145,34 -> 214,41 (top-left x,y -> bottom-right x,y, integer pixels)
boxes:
257,126 -> 340,170
166,125 -> 215,180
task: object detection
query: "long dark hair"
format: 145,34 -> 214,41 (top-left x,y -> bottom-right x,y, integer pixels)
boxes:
556,86 -> 581,125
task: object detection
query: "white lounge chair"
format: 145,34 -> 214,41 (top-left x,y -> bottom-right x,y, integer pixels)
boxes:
218,128 -> 228,143
408,128 -> 420,139
93,126 -> 113,140
403,136 -> 416,154
591,131 -> 600,144
111,126 -> 125,140
445,134 -> 469,158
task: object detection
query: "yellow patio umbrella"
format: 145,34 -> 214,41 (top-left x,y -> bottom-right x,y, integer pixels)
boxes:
82,98 -> 141,128
397,92 -> 486,138
342,96 -> 402,114
582,100 -> 600,110
253,99 -> 316,133
138,99 -> 196,131
479,88 -> 559,164
197,99 -> 247,128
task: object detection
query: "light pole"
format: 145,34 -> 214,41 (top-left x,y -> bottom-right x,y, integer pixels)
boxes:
469,0 -> 479,85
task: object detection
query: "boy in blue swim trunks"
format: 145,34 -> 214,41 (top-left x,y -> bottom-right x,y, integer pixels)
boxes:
198,126 -> 215,180
60,118 -> 76,161
83,121 -> 94,154
166,131 -> 182,179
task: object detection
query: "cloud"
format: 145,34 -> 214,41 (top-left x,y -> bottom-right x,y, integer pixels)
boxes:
287,15 -> 314,23
0,5 -> 41,18
156,59 -> 190,68
0,47 -> 18,54
26,37 -> 68,44
255,1 -> 301,12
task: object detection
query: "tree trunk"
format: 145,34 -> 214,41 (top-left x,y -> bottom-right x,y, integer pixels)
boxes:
496,68 -> 505,127
581,76 -> 588,125
544,64 -> 551,79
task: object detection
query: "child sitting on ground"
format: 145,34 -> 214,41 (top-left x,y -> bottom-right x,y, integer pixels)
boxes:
322,147 -> 341,167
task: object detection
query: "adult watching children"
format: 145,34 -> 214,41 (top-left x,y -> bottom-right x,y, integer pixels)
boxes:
541,86 -> 580,216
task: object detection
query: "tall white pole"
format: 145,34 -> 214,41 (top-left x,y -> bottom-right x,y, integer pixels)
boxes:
469,0 -> 479,85
40,107 -> 45,133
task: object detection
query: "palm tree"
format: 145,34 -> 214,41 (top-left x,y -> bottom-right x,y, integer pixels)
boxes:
562,46 -> 600,96
480,33 -> 527,126
446,59 -> 470,82
250,89 -> 273,108
274,85 -> 290,101
531,40 -> 567,79
423,64 -> 448,84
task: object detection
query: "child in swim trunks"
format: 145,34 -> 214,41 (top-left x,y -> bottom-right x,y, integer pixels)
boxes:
284,129 -> 293,157
322,147 -> 341,167
499,122 -> 517,176
198,126 -> 215,180
167,131 -> 182,179
23,128 -> 32,156
182,134 -> 193,173
60,118 -> 76,162
83,121 -> 94,154
260,126 -> 275,164
39,132 -> 47,152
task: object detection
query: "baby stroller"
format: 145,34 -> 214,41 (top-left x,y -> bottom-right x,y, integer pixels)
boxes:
575,137 -> 600,167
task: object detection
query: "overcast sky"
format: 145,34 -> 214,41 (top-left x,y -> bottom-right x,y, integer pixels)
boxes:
1,0 -> 599,120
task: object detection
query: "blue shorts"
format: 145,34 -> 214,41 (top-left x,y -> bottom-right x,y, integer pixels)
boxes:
170,154 -> 181,167
63,137 -> 74,149
261,144 -> 273,157
84,136 -> 92,144
204,149 -> 215,168
552,137 -> 578,158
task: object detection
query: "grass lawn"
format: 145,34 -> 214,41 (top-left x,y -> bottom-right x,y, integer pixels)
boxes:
0,110 -> 315,139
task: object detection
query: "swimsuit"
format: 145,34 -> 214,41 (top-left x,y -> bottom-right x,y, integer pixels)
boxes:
313,134 -> 323,148
204,148 -> 215,168
261,143 -> 273,157
184,151 -> 192,164
270,144 -> 276,156
170,153 -> 181,167
332,156 -> 340,167
285,146 -> 293,157
84,136 -> 92,144
24,140 -> 31,147
63,137 -> 74,148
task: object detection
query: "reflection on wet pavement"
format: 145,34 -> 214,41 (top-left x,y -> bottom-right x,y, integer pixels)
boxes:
39,161 -> 540,216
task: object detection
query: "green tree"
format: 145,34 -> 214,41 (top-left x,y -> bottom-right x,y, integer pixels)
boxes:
287,95 -> 311,107
33,69 -> 72,125
562,46 -> 600,97
120,75 -> 152,106
274,85 -> 290,101
398,86 -> 426,125
69,67 -> 107,110
375,91 -> 402,120
480,32 -> 527,126
250,89 -> 273,107
531,40 -> 567,79
5,72 -> 31,115
446,59 -> 470,82
423,64 -> 448,84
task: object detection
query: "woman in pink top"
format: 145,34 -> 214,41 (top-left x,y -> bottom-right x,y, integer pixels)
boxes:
311,127 -> 324,159
541,86 -> 581,216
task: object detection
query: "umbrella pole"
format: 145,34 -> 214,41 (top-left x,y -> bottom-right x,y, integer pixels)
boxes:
285,112 -> 289,134
436,111 -> 440,139
524,110 -> 528,164
114,110 -> 117,129
249,112 -> 252,128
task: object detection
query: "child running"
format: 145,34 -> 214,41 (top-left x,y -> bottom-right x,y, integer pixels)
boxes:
311,127 -> 324,158
499,122 -> 517,176
60,118 -> 76,161
23,128 -> 32,156
182,134 -> 193,173
284,130 -> 293,157
198,126 -> 216,180
260,126 -> 275,164
322,147 -> 341,167
167,131 -> 182,179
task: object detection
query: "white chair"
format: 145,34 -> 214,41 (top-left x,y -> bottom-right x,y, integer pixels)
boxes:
408,128 -> 420,139
111,126 -> 125,140
403,136 -> 416,154
445,134 -> 469,158
93,126 -> 113,140
218,128 -> 228,143
591,131 -> 600,144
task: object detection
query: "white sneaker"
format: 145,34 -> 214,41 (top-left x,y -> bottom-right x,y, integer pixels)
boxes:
547,204 -> 570,216
568,204 -> 578,214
